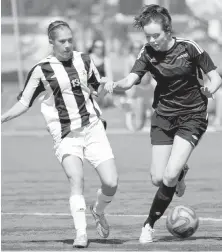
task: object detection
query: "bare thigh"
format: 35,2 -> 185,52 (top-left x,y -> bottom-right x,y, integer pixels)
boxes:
163,135 -> 194,187
62,155 -> 84,195
96,158 -> 118,196
150,144 -> 172,186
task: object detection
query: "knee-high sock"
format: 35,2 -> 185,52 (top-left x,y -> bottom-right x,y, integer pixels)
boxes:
144,182 -> 176,228
69,195 -> 87,232
93,188 -> 114,215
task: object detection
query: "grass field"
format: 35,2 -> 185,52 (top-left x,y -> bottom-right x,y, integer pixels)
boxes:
2,128 -> 222,251
1,85 -> 222,251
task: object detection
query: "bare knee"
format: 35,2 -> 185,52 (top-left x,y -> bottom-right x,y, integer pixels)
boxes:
151,174 -> 163,187
163,163 -> 185,187
103,176 -> 118,189
102,177 -> 118,195
163,171 -> 178,187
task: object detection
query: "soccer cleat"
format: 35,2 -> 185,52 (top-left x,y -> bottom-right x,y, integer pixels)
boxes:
139,224 -> 155,244
90,205 -> 109,238
175,164 -> 189,197
73,232 -> 88,248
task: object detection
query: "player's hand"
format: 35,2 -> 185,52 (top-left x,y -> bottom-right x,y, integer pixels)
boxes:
100,77 -> 115,93
201,86 -> 214,99
91,90 -> 98,97
100,77 -> 108,84
104,81 -> 117,94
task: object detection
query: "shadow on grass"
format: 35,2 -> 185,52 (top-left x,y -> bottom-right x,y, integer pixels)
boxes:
88,238 -> 129,245
25,238 -> 129,245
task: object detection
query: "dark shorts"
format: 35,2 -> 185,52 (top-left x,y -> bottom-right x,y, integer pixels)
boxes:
150,111 -> 208,146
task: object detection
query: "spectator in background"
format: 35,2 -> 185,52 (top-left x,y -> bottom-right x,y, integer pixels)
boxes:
123,40 -> 144,102
88,39 -> 114,108
123,40 -> 156,101
121,40 -> 156,131
124,41 -> 144,74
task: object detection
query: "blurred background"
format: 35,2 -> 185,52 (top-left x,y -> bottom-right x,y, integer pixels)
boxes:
1,0 -> 222,131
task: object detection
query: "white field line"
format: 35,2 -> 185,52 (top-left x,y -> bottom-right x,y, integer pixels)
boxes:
1,212 -> 222,222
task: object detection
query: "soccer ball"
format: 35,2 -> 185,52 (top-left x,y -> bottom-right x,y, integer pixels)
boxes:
166,205 -> 199,238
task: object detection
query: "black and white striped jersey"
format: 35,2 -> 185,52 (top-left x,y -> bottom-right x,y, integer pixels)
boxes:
18,51 -> 102,139
131,37 -> 217,116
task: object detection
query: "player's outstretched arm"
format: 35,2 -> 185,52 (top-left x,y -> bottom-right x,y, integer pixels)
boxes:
1,101 -> 29,124
104,73 -> 140,94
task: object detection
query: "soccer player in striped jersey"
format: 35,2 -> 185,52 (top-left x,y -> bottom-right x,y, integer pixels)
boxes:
104,5 -> 222,243
1,20 -> 118,248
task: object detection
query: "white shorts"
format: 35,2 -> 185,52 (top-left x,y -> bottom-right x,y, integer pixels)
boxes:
55,119 -> 114,167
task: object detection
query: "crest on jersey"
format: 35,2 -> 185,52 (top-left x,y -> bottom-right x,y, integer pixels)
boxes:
71,78 -> 81,87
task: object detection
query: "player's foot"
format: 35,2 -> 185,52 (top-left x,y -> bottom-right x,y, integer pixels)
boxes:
139,224 -> 155,244
73,231 -> 88,248
175,164 -> 189,197
90,205 -> 109,238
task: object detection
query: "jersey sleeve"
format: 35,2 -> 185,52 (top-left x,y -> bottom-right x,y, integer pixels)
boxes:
17,65 -> 45,107
88,58 -> 101,91
186,40 -> 217,73
130,45 -> 150,84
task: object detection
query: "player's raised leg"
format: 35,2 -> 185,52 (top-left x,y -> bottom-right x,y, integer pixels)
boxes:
85,119 -> 118,238
91,158 -> 118,238
140,136 -> 194,244
62,155 -> 88,248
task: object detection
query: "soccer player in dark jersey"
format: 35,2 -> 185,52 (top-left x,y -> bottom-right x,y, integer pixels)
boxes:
1,20 -> 118,248
104,5 -> 222,243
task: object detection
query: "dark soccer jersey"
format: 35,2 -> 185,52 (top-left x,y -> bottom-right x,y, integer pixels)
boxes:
131,37 -> 217,116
